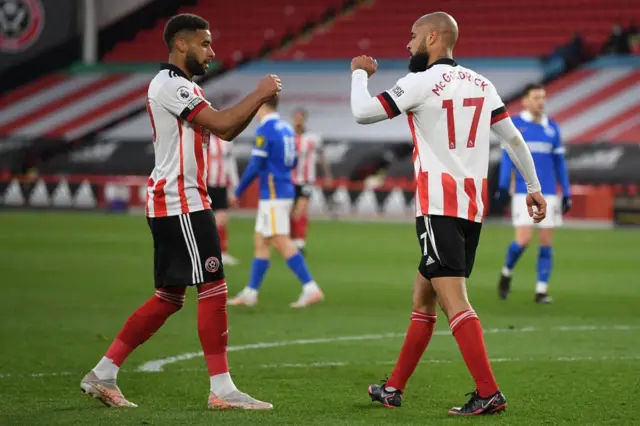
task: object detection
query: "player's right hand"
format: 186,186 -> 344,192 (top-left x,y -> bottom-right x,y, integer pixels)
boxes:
257,74 -> 282,99
526,192 -> 547,223
351,55 -> 378,77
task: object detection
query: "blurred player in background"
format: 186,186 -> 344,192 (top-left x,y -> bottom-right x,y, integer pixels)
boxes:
494,84 -> 571,304
350,12 -> 546,415
207,135 -> 240,265
80,13 -> 279,410
228,98 -> 324,308
290,108 -> 333,254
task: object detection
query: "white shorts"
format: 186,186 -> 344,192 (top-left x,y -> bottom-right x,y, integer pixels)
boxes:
511,194 -> 563,229
255,199 -> 293,237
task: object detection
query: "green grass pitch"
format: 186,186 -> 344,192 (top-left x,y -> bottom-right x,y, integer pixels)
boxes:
0,211 -> 639,425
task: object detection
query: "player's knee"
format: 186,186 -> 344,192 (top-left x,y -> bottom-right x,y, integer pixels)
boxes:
515,236 -> 531,248
155,288 -> 186,311
215,211 -> 229,225
538,230 -> 553,246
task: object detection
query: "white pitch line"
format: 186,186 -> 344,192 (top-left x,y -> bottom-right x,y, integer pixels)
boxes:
136,324 -> 638,372
256,355 -> 640,369
0,324 -> 636,380
3,354 -> 640,380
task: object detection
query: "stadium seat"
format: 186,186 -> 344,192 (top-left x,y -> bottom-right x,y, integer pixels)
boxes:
103,0 -> 346,66
272,0 -> 639,59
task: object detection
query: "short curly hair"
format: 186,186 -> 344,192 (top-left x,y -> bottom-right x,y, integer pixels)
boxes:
163,14 -> 209,50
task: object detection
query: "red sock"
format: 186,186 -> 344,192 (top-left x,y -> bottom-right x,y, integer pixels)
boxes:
105,288 -> 185,366
290,216 -> 301,240
217,225 -> 228,253
299,214 -> 309,241
449,310 -> 499,398
386,311 -> 437,391
197,280 -> 229,376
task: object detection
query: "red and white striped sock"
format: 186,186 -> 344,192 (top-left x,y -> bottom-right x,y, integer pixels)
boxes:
449,310 -> 499,398
385,311 -> 437,392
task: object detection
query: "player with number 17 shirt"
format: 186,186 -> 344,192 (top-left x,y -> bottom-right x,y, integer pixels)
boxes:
350,11 -> 547,416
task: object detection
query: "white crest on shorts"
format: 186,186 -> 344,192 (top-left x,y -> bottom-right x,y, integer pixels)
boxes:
176,86 -> 193,102
205,256 -> 220,273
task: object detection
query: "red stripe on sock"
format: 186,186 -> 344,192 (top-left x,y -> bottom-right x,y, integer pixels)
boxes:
386,312 -> 437,392
411,311 -> 437,323
449,310 -> 499,398
198,281 -> 229,376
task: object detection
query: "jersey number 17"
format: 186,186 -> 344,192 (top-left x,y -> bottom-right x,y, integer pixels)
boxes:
441,97 -> 485,150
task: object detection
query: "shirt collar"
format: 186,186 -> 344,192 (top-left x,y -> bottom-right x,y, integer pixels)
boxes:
260,112 -> 280,125
160,63 -> 190,80
426,58 -> 458,70
520,110 -> 549,127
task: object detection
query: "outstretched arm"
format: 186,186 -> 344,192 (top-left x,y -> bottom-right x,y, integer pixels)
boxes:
191,75 -> 281,140
350,56 -> 426,124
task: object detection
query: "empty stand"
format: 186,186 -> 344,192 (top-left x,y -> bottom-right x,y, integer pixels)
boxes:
103,0 -> 345,65
273,0 -> 640,59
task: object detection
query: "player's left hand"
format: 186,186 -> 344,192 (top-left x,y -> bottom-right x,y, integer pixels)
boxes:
562,195 -> 572,214
526,192 -> 547,223
351,55 -> 378,77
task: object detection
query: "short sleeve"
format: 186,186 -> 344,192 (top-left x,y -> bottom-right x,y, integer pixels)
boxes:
488,84 -> 509,125
156,77 -> 210,122
375,72 -> 427,119
252,130 -> 269,158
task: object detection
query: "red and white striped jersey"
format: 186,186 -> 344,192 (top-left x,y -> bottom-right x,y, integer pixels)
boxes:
145,64 -> 212,218
207,136 -> 239,188
375,59 -> 509,223
292,132 -> 323,185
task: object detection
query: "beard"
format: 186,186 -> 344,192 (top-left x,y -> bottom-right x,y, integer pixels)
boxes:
408,51 -> 429,73
294,125 -> 305,134
186,52 -> 206,76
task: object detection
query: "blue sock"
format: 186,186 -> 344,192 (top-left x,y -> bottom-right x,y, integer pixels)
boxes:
247,258 -> 270,291
537,246 -> 553,286
504,241 -> 526,271
286,252 -> 313,286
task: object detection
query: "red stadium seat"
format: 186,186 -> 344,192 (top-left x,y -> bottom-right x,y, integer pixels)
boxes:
103,0 -> 346,65
271,0 -> 639,59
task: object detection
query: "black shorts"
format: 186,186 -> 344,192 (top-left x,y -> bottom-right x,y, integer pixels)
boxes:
147,209 -> 225,288
415,215 -> 482,279
207,186 -> 228,211
294,184 -> 314,202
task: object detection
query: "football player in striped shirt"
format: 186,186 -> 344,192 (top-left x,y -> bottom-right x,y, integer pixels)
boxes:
80,13 -> 279,410
290,107 -> 333,255
495,83 -> 572,303
350,12 -> 546,415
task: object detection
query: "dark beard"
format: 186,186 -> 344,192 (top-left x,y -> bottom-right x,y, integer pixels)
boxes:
294,125 -> 305,134
408,52 -> 429,73
186,53 -> 206,76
